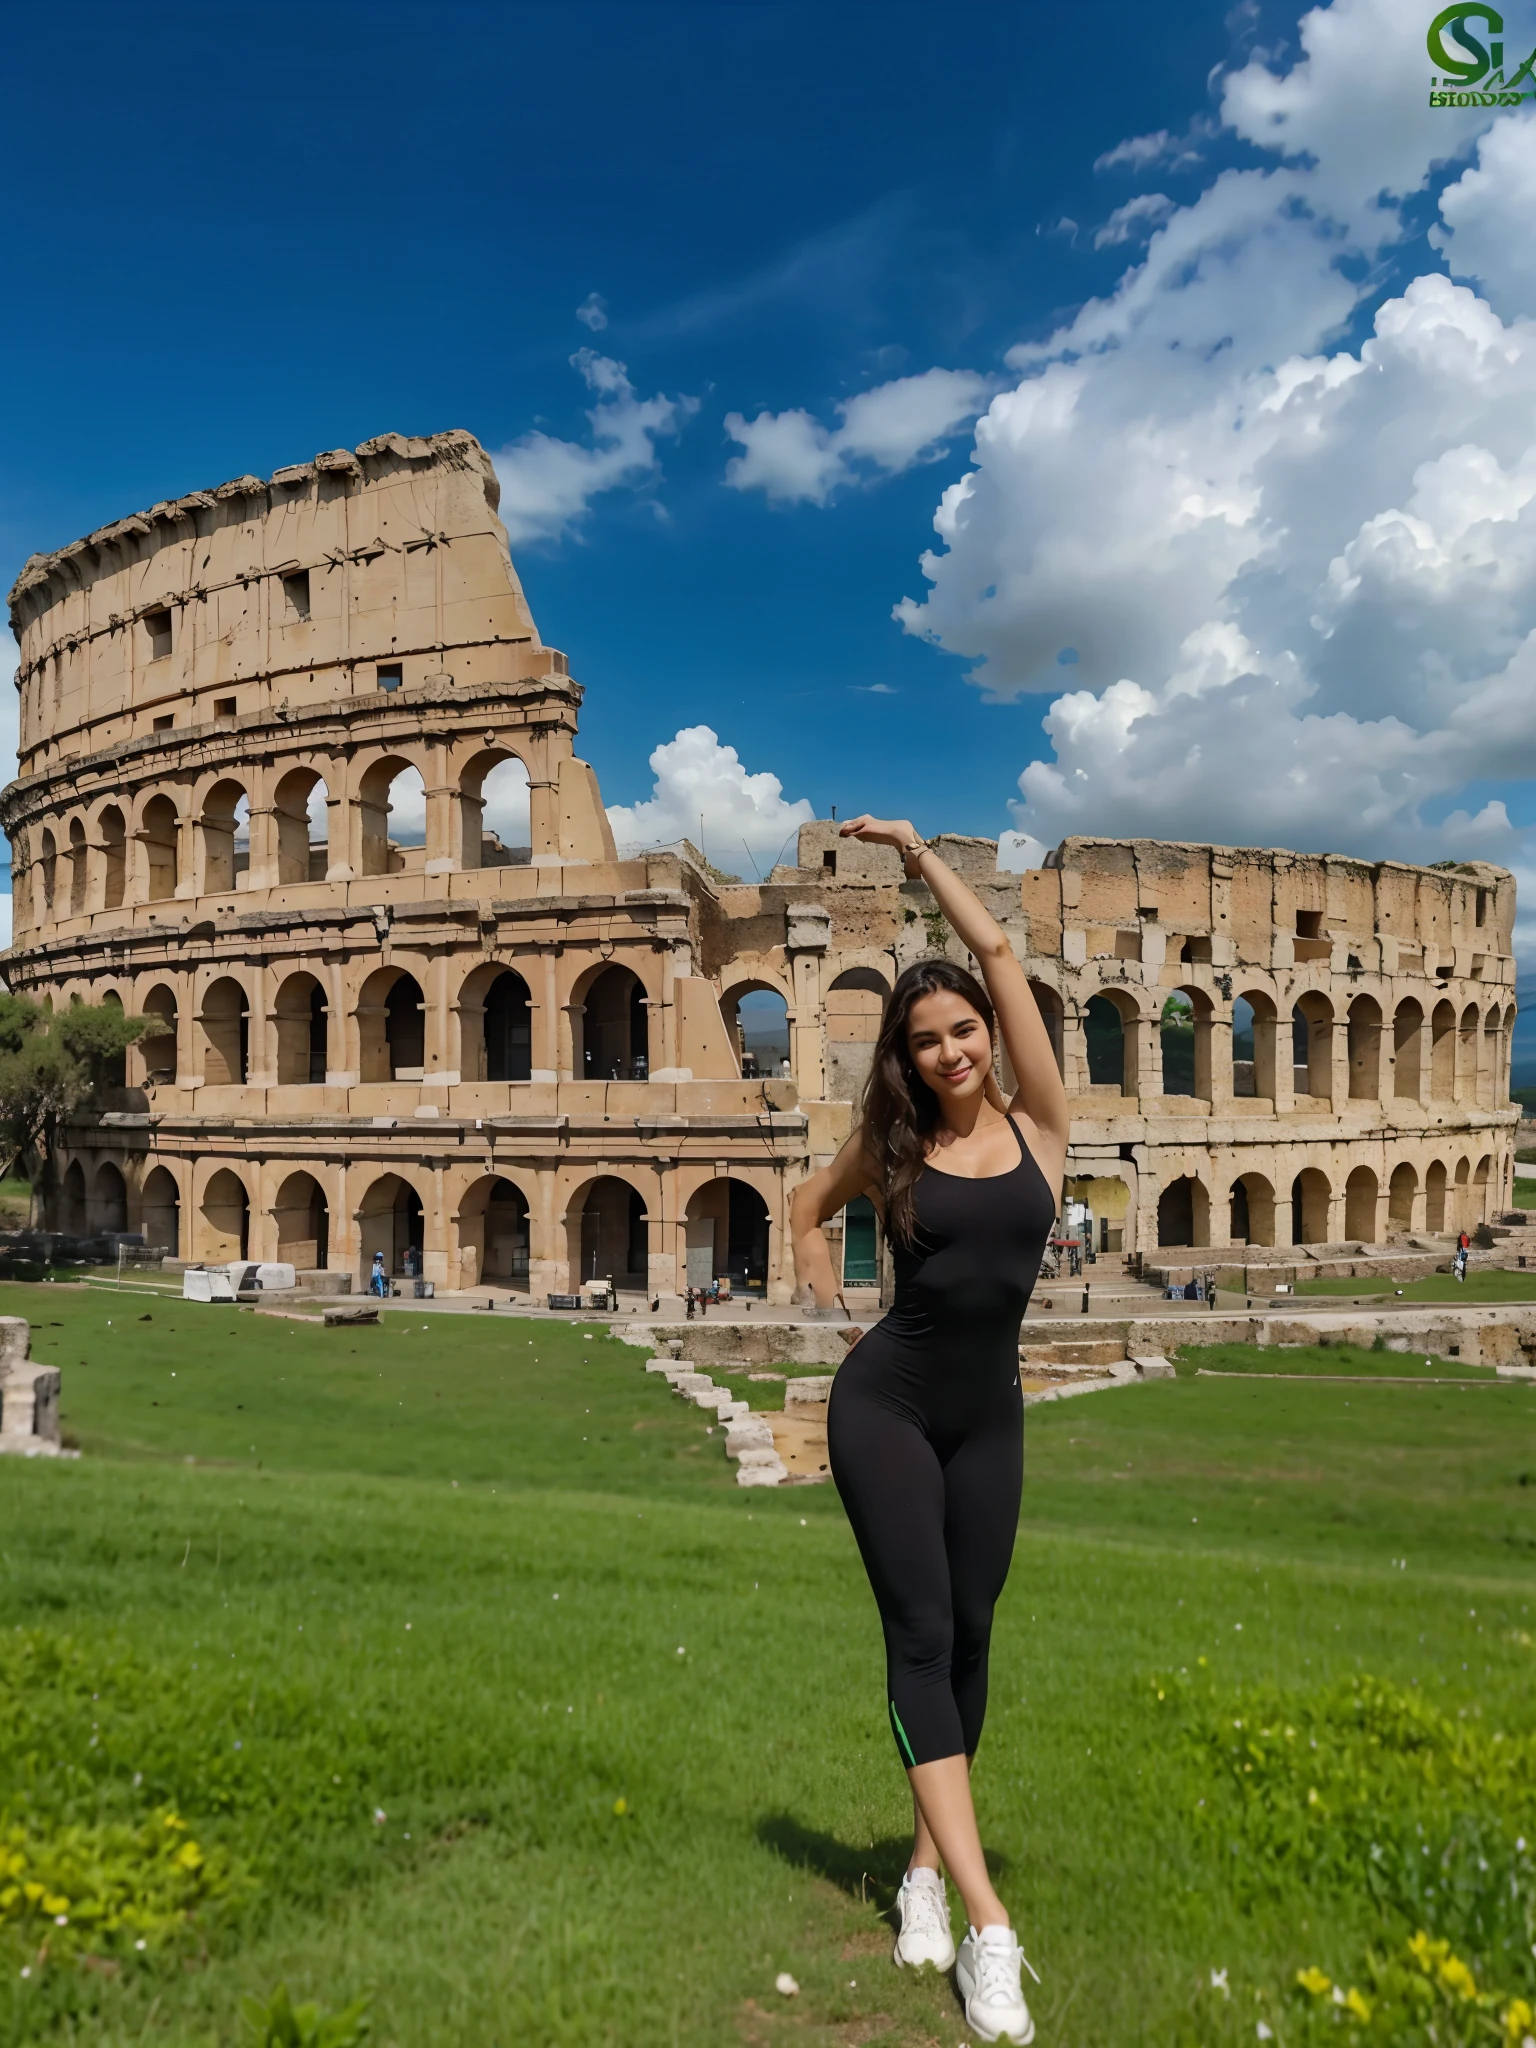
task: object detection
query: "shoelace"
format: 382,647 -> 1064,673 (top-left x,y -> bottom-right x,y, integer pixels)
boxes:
902,1878 -> 949,1942
974,1935 -> 1042,2001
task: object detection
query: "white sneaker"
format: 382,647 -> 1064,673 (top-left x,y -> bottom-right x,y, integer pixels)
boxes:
955,1924 -> 1037,2044
891,1867 -> 956,1971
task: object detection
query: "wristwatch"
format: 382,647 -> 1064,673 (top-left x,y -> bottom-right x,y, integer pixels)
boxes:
901,836 -> 928,878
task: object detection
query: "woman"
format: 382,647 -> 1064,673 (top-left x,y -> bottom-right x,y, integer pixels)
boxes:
791,817 -> 1068,2046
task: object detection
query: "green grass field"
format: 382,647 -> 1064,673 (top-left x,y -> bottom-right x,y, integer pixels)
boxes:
2,1286 -> 1535,2045
1295,1268 -> 1536,1302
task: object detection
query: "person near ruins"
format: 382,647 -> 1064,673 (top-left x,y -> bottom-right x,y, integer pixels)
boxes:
370,1249 -> 388,1299
790,817 -> 1069,2046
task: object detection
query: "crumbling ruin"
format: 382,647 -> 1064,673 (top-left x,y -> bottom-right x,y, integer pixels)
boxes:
2,431 -> 1517,1298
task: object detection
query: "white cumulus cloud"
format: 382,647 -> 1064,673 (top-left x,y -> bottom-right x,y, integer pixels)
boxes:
1094,193 -> 1177,247
493,351 -> 694,543
724,368 -> 994,506
575,292 -> 609,331
885,0 -> 1536,957
605,725 -> 815,876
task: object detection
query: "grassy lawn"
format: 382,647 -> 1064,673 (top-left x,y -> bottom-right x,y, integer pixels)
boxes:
2,1288 -> 1535,2045
1295,1269 -> 1536,1301
1514,1176 -> 1536,1207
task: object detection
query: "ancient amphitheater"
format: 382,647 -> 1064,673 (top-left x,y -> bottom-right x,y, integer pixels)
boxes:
1,431 -> 1520,1301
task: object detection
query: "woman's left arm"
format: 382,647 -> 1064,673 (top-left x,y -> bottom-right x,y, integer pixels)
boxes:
840,816 -> 1071,1188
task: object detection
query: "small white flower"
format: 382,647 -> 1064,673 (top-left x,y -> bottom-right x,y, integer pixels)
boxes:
20,1966 -> 30,1978
54,1914 -> 68,1927
1257,2025 -> 1273,2041
135,1939 -> 147,1952
405,1621 -> 412,1629
373,1807 -> 387,1825
1332,1986 -> 1346,2005
1210,1968 -> 1229,1997
677,1646 -> 686,1656
775,1972 -> 799,1996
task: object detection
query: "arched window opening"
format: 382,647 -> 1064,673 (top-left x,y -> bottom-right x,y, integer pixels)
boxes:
1291,996 -> 1333,1100
484,970 -> 533,1082
826,968 -> 889,1102
1160,989 -> 1210,1098
1344,1164 -> 1379,1242
1425,1159 -> 1448,1233
724,986 -> 790,1079
100,807 -> 126,910
1027,982 -> 1065,1079
358,759 -> 425,876
1458,1005 -> 1480,1103
200,977 -> 249,1086
461,753 -> 532,869
1291,1168 -> 1331,1245
273,1170 -> 329,1270
59,1159 -> 87,1236
1474,1153 -> 1491,1224
1430,1001 -> 1457,1100
1156,1175 -> 1207,1248
568,1176 -> 648,1293
1229,1173 -> 1275,1247
68,818 -> 87,915
1388,1163 -> 1417,1232
1393,1000 -> 1423,1101
1452,1156 -> 1472,1233
386,975 -> 426,1079
1084,994 -> 1130,1091
1482,1008 -> 1501,1108
1347,996 -> 1382,1101
38,830 -> 56,919
93,1161 -> 127,1234
142,1165 -> 180,1257
1231,998 -> 1256,1097
200,1169 -> 250,1263
142,985 -> 177,1082
274,974 -> 328,1086
141,795 -> 179,901
581,966 -> 648,1081
357,1173 -> 425,1283
684,1178 -> 770,1295
200,780 -> 248,895
273,769 -> 328,884
842,1193 -> 880,1285
483,1179 -> 530,1286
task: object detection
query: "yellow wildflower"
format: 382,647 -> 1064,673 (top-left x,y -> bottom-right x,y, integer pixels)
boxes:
1504,1999 -> 1534,2045
1344,1987 -> 1372,2023
41,1893 -> 69,1915
175,1840 -> 204,1872
1296,1967 -> 1332,1997
1439,1953 -> 1477,2001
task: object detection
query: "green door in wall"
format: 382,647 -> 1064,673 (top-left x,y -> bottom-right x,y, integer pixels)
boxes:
842,1194 -> 878,1285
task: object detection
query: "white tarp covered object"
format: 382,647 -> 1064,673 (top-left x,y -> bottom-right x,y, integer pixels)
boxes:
181,1263 -> 296,1302
182,1268 -> 237,1302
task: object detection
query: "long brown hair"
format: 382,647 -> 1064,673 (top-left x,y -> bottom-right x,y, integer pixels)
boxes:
859,957 -> 996,1247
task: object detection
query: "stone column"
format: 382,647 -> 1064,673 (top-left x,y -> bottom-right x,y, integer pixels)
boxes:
174,809 -> 198,900
243,800 -> 280,891
529,1164 -> 562,1297
424,949 -> 453,1087
246,966 -> 275,1088
326,758 -> 357,882
531,947 -> 560,1082
423,754 -> 458,876
786,905 -> 830,1099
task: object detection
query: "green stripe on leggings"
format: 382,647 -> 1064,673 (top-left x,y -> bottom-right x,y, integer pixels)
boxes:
889,1699 -> 917,1767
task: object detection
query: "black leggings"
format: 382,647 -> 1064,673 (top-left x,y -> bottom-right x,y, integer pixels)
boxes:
828,1373 -> 1022,1767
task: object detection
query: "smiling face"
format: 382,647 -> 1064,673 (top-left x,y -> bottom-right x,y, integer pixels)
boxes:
904,987 -> 993,1114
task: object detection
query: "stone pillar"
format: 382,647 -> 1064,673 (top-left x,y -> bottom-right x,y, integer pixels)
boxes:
326,758 -> 357,882
529,1164 -> 561,1297
531,948 -> 560,1082
786,905 -> 830,1099
423,756 -> 458,876
243,800 -> 280,892
648,1161 -> 674,1300
425,949 -> 453,1087
1209,1014 -> 1234,1106
246,967 -> 275,1088
326,955 -> 355,1086
425,1161 -> 449,1291
174,810 -> 198,900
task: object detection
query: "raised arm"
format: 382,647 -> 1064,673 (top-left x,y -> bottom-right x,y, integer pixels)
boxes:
840,816 -> 1071,1190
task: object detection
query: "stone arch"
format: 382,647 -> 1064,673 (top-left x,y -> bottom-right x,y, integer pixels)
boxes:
357,754 -> 426,876
67,815 -> 87,915
356,965 -> 425,1083
575,963 -> 649,1081
1228,1171 -> 1275,1246
92,1160 -> 127,1233
141,983 -> 177,1082
565,1173 -> 648,1292
1027,980 -> 1064,1078
1291,992 -> 1334,1101
1084,988 -> 1140,1094
140,793 -> 179,901
1482,1005 -> 1502,1108
1430,1000 -> 1457,1100
684,1175 -> 771,1295
1453,1155 -> 1472,1232
36,827 -> 56,921
1346,994 -> 1382,1101
1505,1004 -> 1519,1098
1393,998 -> 1423,1101
1231,990 -> 1277,1100
1388,1162 -> 1417,1231
1425,1158 -> 1448,1233
60,1157 -> 87,1235
456,1173 -> 531,1290
199,778 -> 249,895
199,976 -> 249,1086
273,767 -> 328,884
1156,1174 -> 1209,1247
99,805 -> 127,910
1344,1163 -> 1379,1242
356,1170 -> 425,1282
457,962 -> 533,1083
1458,1004 -> 1480,1103
1291,1167 -> 1331,1244
1474,1152 -> 1492,1223
459,748 -> 533,869
721,978 -> 790,1080
274,971 -> 328,1085
1161,985 -> 1212,1099
826,967 -> 889,1102
272,1169 -> 329,1270
198,1167 -> 250,1262
142,1164 -> 180,1256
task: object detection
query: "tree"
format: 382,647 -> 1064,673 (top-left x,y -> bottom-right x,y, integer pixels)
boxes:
0,995 -> 161,1220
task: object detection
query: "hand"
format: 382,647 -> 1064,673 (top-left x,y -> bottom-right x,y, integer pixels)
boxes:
839,815 -> 916,851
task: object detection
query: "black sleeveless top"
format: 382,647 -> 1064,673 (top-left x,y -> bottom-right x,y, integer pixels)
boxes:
842,1116 -> 1057,1425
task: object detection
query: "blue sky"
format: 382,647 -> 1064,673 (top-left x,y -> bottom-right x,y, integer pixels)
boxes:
8,0 -> 1536,948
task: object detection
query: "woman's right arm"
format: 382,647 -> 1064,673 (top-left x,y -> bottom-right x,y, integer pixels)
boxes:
790,1131 -> 881,1312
